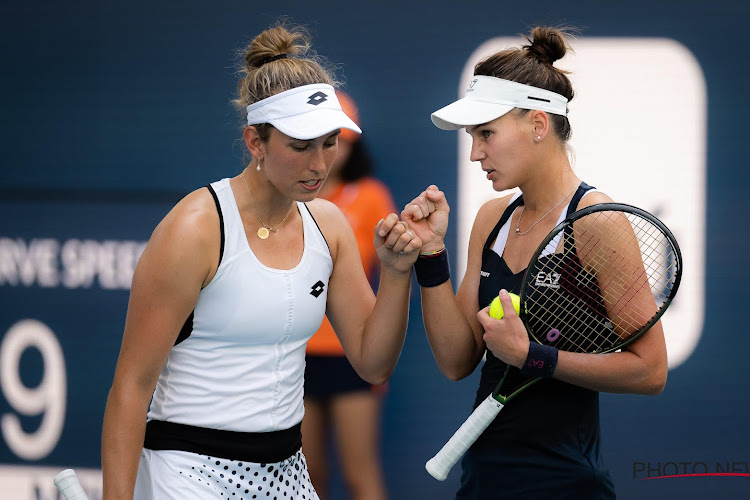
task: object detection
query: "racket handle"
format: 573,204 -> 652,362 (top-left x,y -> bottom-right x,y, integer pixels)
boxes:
425,394 -> 504,480
54,469 -> 89,500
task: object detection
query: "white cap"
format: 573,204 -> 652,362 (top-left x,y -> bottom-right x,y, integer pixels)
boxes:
246,84 -> 362,140
431,75 -> 568,130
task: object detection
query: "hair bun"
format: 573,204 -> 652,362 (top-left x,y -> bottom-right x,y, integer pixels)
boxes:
244,24 -> 311,70
525,27 -> 571,65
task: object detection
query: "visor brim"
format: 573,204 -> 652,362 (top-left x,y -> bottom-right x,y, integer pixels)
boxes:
431,98 -> 515,130
270,109 -> 362,141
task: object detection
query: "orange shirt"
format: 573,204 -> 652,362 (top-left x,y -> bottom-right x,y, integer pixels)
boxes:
306,177 -> 397,356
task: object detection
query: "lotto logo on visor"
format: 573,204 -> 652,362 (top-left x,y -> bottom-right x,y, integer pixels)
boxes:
431,75 -> 569,130
307,91 -> 328,105
246,83 -> 361,140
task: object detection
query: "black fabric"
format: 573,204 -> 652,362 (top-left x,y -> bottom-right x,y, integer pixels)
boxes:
205,184 -> 225,266
520,342 -> 558,378
174,311 -> 193,346
414,249 -> 450,287
143,420 -> 302,463
304,355 -> 372,398
460,183 -> 615,499
174,185 -> 224,347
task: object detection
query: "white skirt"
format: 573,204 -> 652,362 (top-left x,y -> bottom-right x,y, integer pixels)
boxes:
135,447 -> 319,500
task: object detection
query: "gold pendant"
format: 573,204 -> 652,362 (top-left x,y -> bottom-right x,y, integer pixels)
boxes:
257,227 -> 270,239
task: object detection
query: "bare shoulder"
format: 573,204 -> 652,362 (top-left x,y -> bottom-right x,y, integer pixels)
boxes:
302,198 -> 350,258
577,189 -> 614,210
303,197 -> 347,230
473,192 -> 517,237
155,187 -> 219,242
146,187 -> 221,270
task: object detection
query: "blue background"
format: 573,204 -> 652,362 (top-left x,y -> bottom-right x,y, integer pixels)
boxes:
1,1 -> 749,498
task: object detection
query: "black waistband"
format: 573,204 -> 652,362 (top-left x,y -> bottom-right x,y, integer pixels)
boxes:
143,420 -> 302,463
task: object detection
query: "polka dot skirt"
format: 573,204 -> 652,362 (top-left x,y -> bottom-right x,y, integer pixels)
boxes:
137,448 -> 319,499
185,450 -> 318,499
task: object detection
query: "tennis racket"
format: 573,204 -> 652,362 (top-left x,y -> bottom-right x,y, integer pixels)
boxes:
425,202 -> 682,480
54,469 -> 89,500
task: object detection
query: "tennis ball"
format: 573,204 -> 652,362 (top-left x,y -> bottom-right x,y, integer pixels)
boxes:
489,293 -> 520,320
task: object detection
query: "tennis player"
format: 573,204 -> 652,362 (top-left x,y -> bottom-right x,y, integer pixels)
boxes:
101,22 -> 419,500
403,27 -> 667,498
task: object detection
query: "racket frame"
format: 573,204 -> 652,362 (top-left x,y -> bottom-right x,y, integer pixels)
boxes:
518,202 -> 682,355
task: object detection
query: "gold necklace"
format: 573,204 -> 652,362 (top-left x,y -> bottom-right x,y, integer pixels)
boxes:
515,183 -> 580,236
241,169 -> 294,240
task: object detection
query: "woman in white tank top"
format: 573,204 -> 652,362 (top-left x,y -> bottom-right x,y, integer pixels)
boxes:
101,22 -> 421,500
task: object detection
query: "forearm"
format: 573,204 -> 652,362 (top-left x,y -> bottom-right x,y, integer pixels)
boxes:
101,386 -> 150,499
356,267 -> 413,384
420,282 -> 482,381
553,349 -> 667,395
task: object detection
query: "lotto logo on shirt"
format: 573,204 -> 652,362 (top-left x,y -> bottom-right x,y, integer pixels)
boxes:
310,280 -> 325,298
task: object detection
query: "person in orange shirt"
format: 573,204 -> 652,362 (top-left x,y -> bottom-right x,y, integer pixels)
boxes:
303,91 -> 395,500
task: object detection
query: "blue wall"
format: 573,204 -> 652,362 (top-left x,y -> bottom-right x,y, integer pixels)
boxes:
1,1 -> 749,498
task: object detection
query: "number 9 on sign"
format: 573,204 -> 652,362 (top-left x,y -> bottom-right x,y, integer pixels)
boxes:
0,319 -> 66,460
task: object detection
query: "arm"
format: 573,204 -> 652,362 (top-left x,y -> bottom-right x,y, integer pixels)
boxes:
101,190 -> 218,499
312,200 -> 420,384
401,187 -> 509,380
557,196 -> 668,394
555,322 -> 667,395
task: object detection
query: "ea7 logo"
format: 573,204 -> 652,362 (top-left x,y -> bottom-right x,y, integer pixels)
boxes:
535,272 -> 560,288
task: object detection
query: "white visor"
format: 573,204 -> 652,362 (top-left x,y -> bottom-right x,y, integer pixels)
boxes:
431,75 -> 568,130
246,84 -> 362,140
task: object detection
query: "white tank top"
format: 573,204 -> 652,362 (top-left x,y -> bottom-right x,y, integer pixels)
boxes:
147,178 -> 333,432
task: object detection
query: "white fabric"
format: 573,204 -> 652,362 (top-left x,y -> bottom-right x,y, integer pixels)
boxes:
431,75 -> 568,130
246,84 -> 362,140
135,448 -> 319,500
147,178 -> 333,432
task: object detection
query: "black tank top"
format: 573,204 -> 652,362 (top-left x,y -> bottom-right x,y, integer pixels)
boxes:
467,182 -> 615,498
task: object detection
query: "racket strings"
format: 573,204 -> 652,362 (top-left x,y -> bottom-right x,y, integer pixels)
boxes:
524,210 -> 679,353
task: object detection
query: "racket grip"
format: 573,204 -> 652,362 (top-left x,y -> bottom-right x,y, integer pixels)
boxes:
425,394 -> 504,480
54,469 -> 89,500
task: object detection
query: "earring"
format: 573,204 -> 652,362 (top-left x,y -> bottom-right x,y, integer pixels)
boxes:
256,159 -> 262,172
536,135 -> 542,141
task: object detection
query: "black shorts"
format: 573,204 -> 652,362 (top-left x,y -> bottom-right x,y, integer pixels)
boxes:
304,355 -> 372,399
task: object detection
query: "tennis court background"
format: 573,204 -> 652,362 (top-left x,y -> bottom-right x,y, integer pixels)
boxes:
1,1 -> 748,498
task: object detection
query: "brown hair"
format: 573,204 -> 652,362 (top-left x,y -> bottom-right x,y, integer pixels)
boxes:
475,26 -> 576,142
233,22 -> 338,141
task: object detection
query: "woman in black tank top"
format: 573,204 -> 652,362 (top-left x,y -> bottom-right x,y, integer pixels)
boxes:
402,27 -> 668,499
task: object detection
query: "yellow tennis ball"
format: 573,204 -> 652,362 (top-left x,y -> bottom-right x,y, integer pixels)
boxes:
489,293 -> 520,319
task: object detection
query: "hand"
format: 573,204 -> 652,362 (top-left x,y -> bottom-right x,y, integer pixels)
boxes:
400,185 -> 449,254
476,290 -> 529,368
374,213 -> 422,274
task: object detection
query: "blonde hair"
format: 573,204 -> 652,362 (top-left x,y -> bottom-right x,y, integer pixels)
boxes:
233,22 -> 338,140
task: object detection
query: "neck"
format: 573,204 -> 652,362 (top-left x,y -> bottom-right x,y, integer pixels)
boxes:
240,166 -> 296,225
518,155 -> 579,213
